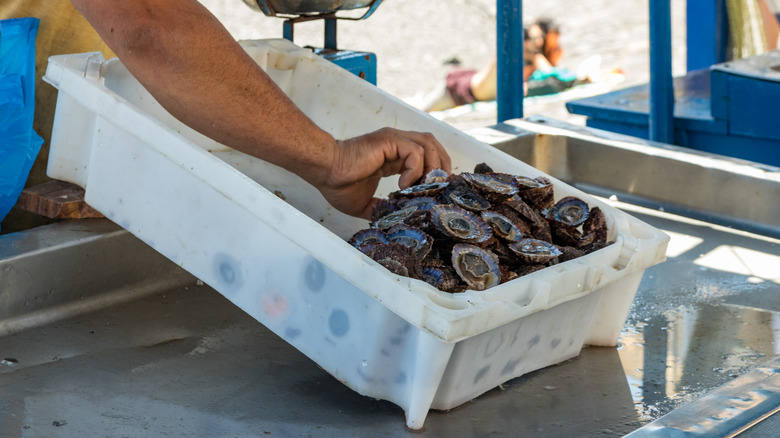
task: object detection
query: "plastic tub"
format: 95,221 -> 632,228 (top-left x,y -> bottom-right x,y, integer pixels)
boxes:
43,39 -> 668,430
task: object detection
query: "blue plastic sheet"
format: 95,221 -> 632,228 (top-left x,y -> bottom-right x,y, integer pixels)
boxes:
0,17 -> 43,231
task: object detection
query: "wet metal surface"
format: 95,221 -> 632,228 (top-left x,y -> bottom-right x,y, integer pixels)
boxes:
0,201 -> 777,437
614,203 -> 780,429
2,125 -> 779,436
625,356 -> 780,437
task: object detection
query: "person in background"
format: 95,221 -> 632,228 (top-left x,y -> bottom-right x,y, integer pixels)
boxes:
0,0 -> 451,229
524,18 -> 562,81
416,18 -> 566,112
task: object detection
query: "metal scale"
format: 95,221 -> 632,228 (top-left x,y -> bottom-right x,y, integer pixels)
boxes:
238,0 -> 528,124
241,0 -> 383,84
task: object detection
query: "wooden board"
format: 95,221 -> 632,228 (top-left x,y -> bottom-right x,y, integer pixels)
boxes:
18,180 -> 104,219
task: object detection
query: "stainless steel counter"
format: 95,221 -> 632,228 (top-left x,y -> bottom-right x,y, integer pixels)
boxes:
2,119 -> 778,436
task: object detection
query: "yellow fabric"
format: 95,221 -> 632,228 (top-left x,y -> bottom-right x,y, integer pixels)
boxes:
727,0 -> 768,59
1,1 -> 113,232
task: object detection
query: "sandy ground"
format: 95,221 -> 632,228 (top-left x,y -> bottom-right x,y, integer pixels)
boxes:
200,0 -> 687,130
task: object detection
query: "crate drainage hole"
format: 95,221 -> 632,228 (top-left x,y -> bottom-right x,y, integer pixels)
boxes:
771,64 -> 780,73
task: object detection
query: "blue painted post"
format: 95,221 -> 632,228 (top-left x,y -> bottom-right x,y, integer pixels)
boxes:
649,0 -> 674,144
324,18 -> 337,50
686,0 -> 728,71
497,0 -> 524,122
283,20 -> 293,41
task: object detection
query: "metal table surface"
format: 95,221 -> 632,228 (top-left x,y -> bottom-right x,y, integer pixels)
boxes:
2,120 -> 778,437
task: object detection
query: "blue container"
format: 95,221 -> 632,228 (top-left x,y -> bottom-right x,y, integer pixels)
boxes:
0,17 -> 43,231
567,51 -> 780,168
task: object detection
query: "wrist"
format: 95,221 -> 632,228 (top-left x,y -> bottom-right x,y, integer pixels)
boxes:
293,132 -> 341,192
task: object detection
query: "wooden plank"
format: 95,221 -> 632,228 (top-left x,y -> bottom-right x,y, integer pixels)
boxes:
18,180 -> 104,219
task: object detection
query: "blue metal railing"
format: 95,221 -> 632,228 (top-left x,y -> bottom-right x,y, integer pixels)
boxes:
497,0 -> 524,122
649,0 -> 674,143
687,0 -> 729,71
496,0 -> 676,143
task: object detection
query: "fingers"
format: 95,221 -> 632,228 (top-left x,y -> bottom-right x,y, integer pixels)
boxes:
392,130 -> 452,174
318,127 -> 451,219
381,129 -> 451,189
397,153 -> 423,189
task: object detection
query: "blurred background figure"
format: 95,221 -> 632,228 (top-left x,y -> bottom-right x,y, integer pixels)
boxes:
730,0 -> 779,57
414,18 -> 586,113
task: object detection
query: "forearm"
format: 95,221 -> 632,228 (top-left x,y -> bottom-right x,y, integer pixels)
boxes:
68,0 -> 451,219
69,0 -> 336,187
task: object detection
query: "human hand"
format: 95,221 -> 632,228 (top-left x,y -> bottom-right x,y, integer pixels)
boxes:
315,128 -> 451,220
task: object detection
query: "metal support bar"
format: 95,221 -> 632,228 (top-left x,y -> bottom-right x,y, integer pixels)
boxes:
649,0 -> 674,144
325,17 -> 337,49
282,14 -> 337,44
497,0 -> 524,122
283,19 -> 293,41
686,0 -> 729,71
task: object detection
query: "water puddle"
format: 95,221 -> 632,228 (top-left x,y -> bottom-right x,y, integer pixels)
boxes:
618,302 -> 779,424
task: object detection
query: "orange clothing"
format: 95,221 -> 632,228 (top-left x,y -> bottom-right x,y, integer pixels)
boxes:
544,31 -> 563,66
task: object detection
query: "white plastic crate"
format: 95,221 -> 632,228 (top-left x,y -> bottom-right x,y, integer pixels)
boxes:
43,39 -> 668,430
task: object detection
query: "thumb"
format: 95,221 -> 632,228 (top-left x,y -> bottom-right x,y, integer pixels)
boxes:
357,197 -> 380,221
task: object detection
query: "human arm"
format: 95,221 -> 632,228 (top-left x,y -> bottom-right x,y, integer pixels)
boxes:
543,30 -> 563,66
68,0 -> 451,219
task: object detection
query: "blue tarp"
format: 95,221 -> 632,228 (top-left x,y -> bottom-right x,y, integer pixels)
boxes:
0,17 -> 43,231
